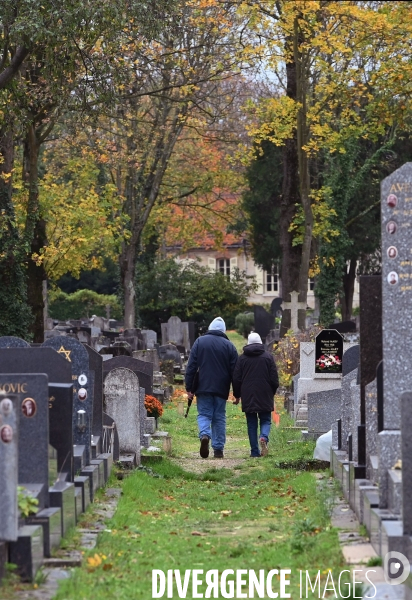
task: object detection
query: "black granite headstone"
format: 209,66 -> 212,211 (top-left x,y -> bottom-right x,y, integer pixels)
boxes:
0,336 -> 30,348
103,356 -> 153,395
42,336 -> 92,464
48,383 -> 73,480
0,374 -> 49,509
84,345 -> 103,440
270,297 -> 283,316
327,320 -> 356,333
253,305 -> 275,339
342,345 -> 360,376
359,275 -> 382,424
314,329 -> 343,374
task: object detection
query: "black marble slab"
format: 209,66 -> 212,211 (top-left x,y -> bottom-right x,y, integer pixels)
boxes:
9,525 -> 43,582
26,507 -> 61,558
49,481 -> 76,536
74,475 -> 90,513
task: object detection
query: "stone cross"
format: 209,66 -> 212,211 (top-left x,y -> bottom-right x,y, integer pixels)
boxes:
281,291 -> 306,333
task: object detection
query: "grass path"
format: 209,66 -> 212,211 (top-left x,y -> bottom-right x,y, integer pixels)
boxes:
51,393 -> 348,600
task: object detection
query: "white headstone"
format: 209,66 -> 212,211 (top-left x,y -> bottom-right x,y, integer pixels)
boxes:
104,368 -> 140,457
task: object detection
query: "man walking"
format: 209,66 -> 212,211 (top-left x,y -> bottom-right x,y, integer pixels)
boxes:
185,317 -> 238,459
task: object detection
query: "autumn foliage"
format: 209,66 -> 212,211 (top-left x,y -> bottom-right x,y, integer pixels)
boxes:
145,395 -> 164,419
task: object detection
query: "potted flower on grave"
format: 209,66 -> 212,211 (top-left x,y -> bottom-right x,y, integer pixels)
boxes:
144,395 -> 164,427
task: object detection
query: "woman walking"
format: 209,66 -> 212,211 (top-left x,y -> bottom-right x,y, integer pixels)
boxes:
233,332 -> 279,457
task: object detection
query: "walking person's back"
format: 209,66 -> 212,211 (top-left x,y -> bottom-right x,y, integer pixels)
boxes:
233,332 -> 279,457
185,317 -> 238,459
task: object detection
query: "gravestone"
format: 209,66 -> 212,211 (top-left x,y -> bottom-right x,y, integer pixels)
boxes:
141,330 -> 157,349
102,412 -> 119,461
42,336 -> 92,464
104,368 -> 141,457
157,344 -> 182,367
315,329 -> 343,374
84,345 -> 103,442
139,387 -> 146,447
327,321 -> 356,334
381,164 -> 412,429
0,395 -> 19,541
270,297 -> 283,316
340,368 -> 359,452
365,378 -> 378,480
253,305 -> 275,340
342,345 -> 360,377
0,348 -> 73,480
359,275 -> 382,425
48,383 -> 73,480
103,355 -> 153,396
0,374 -> 49,509
307,388 -> 342,436
401,392 -> 412,535
0,336 -> 30,348
133,349 -> 160,372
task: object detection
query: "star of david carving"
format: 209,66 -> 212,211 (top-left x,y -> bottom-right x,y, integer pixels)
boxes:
57,345 -> 72,362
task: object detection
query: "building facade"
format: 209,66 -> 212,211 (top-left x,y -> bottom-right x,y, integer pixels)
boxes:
175,241 -> 360,310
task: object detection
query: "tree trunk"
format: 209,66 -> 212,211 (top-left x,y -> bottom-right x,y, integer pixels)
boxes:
279,39 -> 303,337
341,258 -> 357,321
24,125 -> 46,342
120,244 -> 137,329
294,16 -> 313,325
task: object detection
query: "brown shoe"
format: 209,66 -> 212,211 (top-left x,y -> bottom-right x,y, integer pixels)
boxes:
259,438 -> 268,457
200,436 -> 210,458
214,449 -> 224,459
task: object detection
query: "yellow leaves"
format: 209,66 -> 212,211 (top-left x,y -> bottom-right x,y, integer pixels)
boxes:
87,553 -> 103,568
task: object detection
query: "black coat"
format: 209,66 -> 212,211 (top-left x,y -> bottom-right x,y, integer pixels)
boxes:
232,343 -> 279,413
185,330 -> 238,400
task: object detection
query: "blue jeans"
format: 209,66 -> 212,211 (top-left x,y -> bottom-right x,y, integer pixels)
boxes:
246,412 -> 272,457
197,395 -> 226,451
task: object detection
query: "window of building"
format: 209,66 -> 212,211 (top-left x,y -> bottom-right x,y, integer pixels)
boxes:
217,258 -> 231,277
308,278 -> 315,291
265,265 -> 279,292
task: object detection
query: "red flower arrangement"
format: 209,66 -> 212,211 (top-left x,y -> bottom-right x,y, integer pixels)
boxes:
144,395 -> 164,419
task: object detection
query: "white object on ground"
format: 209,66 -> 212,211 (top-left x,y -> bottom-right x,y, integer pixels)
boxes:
313,430 -> 332,461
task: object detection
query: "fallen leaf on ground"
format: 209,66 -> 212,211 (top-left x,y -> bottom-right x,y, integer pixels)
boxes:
191,531 -> 206,536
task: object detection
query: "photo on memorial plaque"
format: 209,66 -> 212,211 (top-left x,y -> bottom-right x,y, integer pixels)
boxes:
315,329 -> 343,374
0,424 -> 13,443
0,398 -> 12,416
388,271 -> 399,285
22,397 -> 37,418
387,194 -> 398,208
386,221 -> 397,234
387,246 -> 398,259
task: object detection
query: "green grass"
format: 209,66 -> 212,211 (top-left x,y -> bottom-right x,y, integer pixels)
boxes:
226,330 -> 247,354
53,401 -> 350,599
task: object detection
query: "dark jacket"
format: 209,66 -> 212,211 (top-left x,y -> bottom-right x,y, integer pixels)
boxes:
185,330 -> 238,400
232,343 -> 279,413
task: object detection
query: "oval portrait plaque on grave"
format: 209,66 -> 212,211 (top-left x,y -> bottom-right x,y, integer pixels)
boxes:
0,424 -> 13,443
21,397 -> 37,418
315,329 -> 343,374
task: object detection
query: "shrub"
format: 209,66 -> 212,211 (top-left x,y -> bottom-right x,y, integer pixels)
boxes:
273,326 -> 322,388
49,289 -> 122,320
234,312 -> 254,338
135,258 -> 257,333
